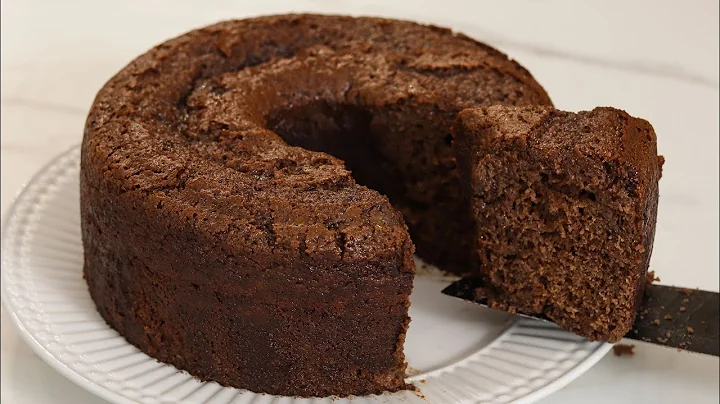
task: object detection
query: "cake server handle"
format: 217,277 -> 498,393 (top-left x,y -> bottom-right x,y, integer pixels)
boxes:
440,276 -> 719,357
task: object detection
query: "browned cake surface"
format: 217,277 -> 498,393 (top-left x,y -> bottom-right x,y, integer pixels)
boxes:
81,14 -> 551,397
454,105 -> 663,342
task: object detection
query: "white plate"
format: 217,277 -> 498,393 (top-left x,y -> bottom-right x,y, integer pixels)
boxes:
1,145 -> 612,404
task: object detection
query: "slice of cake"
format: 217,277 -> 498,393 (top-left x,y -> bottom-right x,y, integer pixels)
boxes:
453,105 -> 663,342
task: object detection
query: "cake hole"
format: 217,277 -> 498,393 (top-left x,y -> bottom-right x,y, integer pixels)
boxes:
579,190 -> 596,202
275,159 -> 297,170
210,86 -> 228,95
265,101 -> 394,196
262,92 -> 475,272
491,271 -> 505,284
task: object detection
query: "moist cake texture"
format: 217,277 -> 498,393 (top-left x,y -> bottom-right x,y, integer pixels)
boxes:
453,105 -> 663,342
80,14 -> 552,397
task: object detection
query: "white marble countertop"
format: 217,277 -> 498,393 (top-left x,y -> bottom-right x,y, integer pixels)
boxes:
2,0 -> 718,403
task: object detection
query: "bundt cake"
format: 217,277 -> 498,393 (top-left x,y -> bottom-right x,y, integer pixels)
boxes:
453,105 -> 663,342
81,14 -> 551,397
81,13 -> 661,397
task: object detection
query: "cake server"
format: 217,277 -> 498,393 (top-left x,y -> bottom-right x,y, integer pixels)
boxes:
441,275 -> 719,356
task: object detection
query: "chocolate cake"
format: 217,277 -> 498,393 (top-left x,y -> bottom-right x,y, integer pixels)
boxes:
81,15 -> 552,397
453,106 -> 663,342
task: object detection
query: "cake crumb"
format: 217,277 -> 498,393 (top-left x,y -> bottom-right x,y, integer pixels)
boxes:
612,344 -> 635,357
687,327 -> 694,334
679,306 -> 686,312
679,288 -> 692,296
473,288 -> 488,300
664,314 -> 673,320
646,270 -> 660,284
682,298 -> 689,303
652,319 -> 661,325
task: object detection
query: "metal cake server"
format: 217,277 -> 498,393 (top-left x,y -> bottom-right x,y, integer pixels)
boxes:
441,275 -> 719,356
